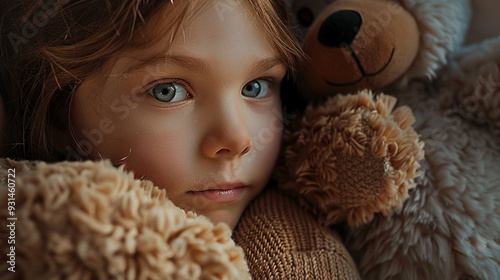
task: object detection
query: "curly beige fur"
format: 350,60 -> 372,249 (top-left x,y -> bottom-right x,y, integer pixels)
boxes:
0,159 -> 249,280
277,91 -> 424,226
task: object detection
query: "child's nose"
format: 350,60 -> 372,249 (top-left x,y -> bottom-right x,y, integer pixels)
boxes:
201,105 -> 252,159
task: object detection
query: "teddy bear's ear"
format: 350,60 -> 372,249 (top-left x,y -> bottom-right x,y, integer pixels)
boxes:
393,0 -> 471,87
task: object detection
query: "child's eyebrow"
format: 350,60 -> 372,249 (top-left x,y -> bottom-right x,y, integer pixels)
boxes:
250,57 -> 286,74
121,54 -> 285,76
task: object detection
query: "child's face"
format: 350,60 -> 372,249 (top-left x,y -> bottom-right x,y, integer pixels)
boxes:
70,1 -> 285,229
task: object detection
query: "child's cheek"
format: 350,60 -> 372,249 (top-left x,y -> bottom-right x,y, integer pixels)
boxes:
108,109 -> 195,190
73,102 -> 195,199
122,131 -> 193,197
245,102 -> 283,184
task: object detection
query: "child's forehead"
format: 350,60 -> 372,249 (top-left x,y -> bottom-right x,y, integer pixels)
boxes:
92,0 -> 284,79
128,0 -> 285,60
92,0 -> 300,79
139,0 -> 259,39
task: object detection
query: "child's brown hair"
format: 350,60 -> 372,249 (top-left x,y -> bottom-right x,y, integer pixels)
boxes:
0,0 -> 303,161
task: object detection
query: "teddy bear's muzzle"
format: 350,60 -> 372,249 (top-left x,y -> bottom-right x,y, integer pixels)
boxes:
300,0 -> 420,97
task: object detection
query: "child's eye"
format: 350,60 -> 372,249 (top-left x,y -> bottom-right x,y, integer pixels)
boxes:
147,82 -> 190,103
241,79 -> 271,98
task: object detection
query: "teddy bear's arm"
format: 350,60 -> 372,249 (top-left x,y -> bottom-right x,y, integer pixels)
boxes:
0,158 -> 250,280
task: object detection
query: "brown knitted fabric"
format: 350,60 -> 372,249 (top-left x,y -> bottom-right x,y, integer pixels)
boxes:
233,186 -> 360,280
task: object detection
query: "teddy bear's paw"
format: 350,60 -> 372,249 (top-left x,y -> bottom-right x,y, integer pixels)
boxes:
0,159 -> 250,280
278,90 -> 424,227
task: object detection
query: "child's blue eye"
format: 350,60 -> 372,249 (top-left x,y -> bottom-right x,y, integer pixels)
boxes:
148,82 -> 189,103
242,79 -> 270,98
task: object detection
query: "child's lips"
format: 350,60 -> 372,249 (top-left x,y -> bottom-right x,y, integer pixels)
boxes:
188,182 -> 246,202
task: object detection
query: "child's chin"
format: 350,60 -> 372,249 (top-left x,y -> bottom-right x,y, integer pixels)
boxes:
202,208 -> 245,230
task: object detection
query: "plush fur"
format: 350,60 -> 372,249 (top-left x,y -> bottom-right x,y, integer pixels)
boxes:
346,38 -> 500,279
394,0 -> 470,87
284,0 -> 500,278
0,159 -> 250,280
277,91 -> 424,226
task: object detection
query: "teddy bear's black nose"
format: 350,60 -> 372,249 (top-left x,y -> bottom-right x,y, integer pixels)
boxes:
318,10 -> 362,48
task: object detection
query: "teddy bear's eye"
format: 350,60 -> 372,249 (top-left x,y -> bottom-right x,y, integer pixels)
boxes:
297,7 -> 314,28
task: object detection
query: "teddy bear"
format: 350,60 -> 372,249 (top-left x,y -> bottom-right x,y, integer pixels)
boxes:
0,158 -> 251,279
279,0 -> 500,279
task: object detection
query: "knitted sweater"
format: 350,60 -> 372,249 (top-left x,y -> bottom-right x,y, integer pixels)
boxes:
233,186 -> 360,279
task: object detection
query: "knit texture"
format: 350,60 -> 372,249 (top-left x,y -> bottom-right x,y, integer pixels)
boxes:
233,186 -> 360,279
